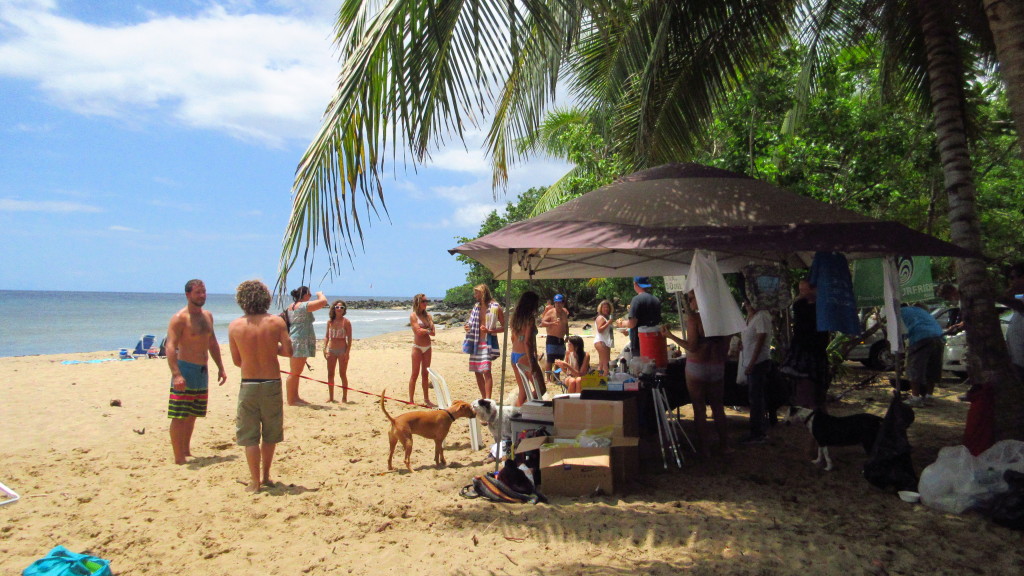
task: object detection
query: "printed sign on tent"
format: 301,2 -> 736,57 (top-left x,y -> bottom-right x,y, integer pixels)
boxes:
663,275 -> 687,293
853,256 -> 933,307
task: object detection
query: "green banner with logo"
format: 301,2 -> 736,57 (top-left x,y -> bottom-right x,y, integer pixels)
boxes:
852,256 -> 934,307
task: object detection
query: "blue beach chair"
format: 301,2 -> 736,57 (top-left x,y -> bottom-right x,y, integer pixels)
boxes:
131,334 -> 157,358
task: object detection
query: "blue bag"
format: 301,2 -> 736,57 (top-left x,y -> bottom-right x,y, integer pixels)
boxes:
23,546 -> 112,576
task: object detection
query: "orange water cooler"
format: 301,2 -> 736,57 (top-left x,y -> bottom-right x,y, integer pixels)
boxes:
637,326 -> 668,368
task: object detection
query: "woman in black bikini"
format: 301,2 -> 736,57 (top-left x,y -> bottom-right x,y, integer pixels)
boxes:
408,293 -> 435,406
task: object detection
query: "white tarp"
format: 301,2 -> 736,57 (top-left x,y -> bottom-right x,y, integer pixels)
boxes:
682,250 -> 746,337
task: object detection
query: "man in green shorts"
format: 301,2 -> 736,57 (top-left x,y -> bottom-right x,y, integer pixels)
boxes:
228,280 -> 293,493
166,279 -> 227,465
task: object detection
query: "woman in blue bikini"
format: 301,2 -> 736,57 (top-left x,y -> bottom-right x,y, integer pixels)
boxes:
510,291 -> 540,406
408,294 -> 436,406
323,300 -> 352,403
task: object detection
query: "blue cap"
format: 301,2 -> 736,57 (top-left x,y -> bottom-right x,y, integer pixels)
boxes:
633,277 -> 652,289
553,294 -> 565,302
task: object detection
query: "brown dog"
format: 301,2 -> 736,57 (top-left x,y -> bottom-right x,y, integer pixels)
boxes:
380,391 -> 475,471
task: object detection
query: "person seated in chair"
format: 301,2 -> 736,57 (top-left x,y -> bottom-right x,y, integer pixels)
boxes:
554,335 -> 590,394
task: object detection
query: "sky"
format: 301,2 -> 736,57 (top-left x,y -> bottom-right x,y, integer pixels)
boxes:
0,0 -> 570,297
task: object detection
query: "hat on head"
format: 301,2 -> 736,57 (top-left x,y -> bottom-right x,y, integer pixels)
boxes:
633,277 -> 652,289
553,294 -> 565,303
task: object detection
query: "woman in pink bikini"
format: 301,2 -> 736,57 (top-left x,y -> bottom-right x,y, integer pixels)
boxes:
662,290 -> 731,458
408,294 -> 436,406
323,300 -> 352,403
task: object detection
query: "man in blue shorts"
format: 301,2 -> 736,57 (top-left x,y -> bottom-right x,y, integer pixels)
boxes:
541,294 -> 569,382
228,280 -> 293,493
166,279 -> 227,465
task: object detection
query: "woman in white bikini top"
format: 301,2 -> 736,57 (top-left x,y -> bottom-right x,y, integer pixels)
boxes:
593,299 -> 615,375
408,294 -> 436,407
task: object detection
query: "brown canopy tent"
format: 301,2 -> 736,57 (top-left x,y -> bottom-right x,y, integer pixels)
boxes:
450,163 -> 973,472
449,163 -> 972,279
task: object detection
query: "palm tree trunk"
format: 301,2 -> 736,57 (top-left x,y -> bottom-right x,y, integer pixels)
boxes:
918,0 -> 1024,442
984,0 -> 1024,159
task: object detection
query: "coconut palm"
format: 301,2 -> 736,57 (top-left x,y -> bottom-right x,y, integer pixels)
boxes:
282,0 -> 799,285
287,0 -> 1024,437
982,0 -> 1024,159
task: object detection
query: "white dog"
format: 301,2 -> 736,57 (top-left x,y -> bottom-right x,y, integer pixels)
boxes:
470,399 -> 520,443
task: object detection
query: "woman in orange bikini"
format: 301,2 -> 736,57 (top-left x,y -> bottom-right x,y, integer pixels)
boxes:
323,300 -> 352,403
408,294 -> 436,406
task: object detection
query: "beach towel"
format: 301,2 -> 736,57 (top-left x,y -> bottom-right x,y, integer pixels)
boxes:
22,545 -> 112,576
467,305 -> 492,371
810,251 -> 860,335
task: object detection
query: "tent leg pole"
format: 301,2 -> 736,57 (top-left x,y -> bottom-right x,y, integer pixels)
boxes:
494,250 -> 514,473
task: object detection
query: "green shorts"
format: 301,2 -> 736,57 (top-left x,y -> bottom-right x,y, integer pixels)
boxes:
236,379 -> 284,447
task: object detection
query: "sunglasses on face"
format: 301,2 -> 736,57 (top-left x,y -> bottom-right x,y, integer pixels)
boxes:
335,305 -> 346,309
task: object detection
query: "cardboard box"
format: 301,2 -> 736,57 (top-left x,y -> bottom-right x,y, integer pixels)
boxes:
517,436 -> 639,496
553,397 -> 638,438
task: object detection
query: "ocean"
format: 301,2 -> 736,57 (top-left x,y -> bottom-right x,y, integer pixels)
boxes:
0,290 -> 419,358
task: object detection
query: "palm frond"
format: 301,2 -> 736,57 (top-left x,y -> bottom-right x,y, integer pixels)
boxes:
280,0 -> 520,292
530,165 -> 591,214
594,0 -> 801,167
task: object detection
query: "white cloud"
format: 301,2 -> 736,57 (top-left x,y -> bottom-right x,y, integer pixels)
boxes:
108,225 -> 140,232
152,176 -> 179,187
9,121 -> 54,133
0,198 -> 103,212
452,203 -> 496,228
507,159 -> 571,192
429,179 -> 493,203
148,198 -> 198,212
426,147 -> 490,174
0,1 -> 339,146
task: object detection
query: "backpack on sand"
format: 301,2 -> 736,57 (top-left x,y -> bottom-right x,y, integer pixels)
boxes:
459,468 -> 545,504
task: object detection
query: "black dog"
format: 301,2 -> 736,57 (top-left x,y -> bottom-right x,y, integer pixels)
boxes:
787,406 -> 883,471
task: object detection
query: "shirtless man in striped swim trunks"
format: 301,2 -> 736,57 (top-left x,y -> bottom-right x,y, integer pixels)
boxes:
166,279 -> 227,465
228,280 -> 293,493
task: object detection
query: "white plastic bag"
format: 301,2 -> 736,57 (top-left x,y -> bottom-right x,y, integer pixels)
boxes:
919,440 -> 1024,514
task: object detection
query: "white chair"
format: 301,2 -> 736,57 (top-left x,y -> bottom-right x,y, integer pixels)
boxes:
0,480 -> 20,506
427,367 -> 482,451
513,363 -> 541,402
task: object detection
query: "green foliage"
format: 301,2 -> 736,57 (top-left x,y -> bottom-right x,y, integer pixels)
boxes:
443,284 -> 477,307
449,22 -> 1024,316
694,42 -> 1024,264
521,107 -> 630,214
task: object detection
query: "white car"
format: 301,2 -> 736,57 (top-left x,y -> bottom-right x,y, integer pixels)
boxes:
848,307 -> 953,371
942,308 -> 1012,378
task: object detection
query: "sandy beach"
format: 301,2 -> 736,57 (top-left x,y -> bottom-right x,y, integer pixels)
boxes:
2,319 -> 1022,575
